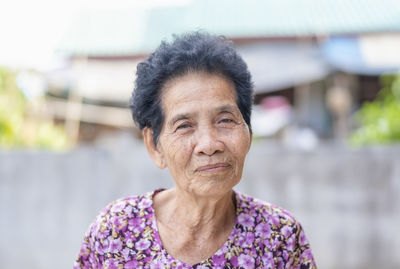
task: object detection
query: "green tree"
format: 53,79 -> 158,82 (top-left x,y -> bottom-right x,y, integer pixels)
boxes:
350,73 -> 400,146
0,67 -> 70,150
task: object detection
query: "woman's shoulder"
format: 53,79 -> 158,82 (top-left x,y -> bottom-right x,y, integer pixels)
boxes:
235,191 -> 298,227
98,191 -> 153,217
234,191 -> 317,268
86,191 -> 155,236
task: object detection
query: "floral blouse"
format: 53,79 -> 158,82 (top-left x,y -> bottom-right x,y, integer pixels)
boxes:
74,189 -> 316,268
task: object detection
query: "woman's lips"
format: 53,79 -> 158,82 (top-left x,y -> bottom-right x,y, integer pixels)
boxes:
195,163 -> 230,172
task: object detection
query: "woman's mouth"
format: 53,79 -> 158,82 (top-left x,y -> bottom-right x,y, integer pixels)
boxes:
195,163 -> 230,172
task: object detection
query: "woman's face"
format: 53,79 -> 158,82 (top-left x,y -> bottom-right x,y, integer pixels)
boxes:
153,72 -> 251,197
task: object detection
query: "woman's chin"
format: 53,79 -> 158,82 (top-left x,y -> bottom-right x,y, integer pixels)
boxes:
188,177 -> 240,197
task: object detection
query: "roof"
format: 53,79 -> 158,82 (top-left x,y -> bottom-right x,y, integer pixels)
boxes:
237,42 -> 331,93
322,35 -> 400,75
58,9 -> 148,56
58,0 -> 400,56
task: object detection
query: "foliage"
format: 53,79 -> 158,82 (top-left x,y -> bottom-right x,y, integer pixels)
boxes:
350,73 -> 400,146
0,67 -> 70,150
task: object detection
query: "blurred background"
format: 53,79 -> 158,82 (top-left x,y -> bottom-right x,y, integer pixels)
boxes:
1,0 -> 400,268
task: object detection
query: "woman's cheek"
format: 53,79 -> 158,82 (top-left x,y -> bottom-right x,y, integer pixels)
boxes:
167,136 -> 193,163
228,127 -> 250,148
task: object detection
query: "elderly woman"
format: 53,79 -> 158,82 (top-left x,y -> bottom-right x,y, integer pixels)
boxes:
74,32 -> 316,268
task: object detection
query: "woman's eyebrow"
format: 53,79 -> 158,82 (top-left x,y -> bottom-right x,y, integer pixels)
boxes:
168,113 -> 192,126
217,105 -> 239,113
168,105 -> 238,125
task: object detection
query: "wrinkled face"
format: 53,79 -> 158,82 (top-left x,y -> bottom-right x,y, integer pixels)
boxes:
153,72 -> 251,197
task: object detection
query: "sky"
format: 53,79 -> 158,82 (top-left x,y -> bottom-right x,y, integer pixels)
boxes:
0,0 -> 188,70
2,0 -> 399,72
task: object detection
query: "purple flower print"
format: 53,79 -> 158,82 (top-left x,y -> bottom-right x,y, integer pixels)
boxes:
128,218 -> 141,228
123,205 -> 133,215
133,224 -> 145,234
129,218 -> 145,233
96,224 -> 110,239
271,214 -> 281,226
124,260 -> 139,269
165,255 -> 175,264
125,238 -> 135,249
230,256 -> 239,267
110,202 -> 124,213
95,237 -> 110,255
286,235 -> 296,252
255,222 -> 271,238
139,199 -> 152,209
262,252 -> 274,268
271,237 -> 282,250
241,232 -> 255,248
79,242 -> 89,257
110,238 -> 123,253
238,254 -> 255,269
150,259 -> 164,269
281,225 -> 292,238
195,265 -> 209,269
91,222 -> 99,233
238,213 -> 254,228
83,261 -> 92,268
123,231 -> 135,242
88,254 -> 97,267
285,256 -> 295,269
74,191 -> 316,269
282,250 -> 288,261
276,257 -> 284,269
212,253 -> 226,267
112,216 -> 123,227
301,249 -> 314,261
122,247 -> 135,261
299,230 -> 307,246
72,261 -> 80,269
105,258 -> 119,269
135,238 -> 151,251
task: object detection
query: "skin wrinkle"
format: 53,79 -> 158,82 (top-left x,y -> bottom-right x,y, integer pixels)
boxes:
144,72 -> 251,265
159,189 -> 235,235
158,74 -> 249,196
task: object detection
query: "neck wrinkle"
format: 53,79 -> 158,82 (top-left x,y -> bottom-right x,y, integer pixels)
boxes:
168,188 -> 236,236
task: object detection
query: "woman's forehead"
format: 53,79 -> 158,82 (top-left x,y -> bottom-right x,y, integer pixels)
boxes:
160,73 -> 238,118
166,104 -> 241,124
163,71 -> 233,89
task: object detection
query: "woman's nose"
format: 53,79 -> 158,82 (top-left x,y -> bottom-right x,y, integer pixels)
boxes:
194,126 -> 224,156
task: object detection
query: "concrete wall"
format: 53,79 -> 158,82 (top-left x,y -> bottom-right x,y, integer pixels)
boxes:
1,136 -> 399,269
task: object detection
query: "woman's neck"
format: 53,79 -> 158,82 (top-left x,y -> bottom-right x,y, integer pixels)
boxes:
153,188 -> 237,264
154,187 -> 236,238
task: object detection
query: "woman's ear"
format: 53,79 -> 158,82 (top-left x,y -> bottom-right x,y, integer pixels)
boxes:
143,127 -> 166,169
248,131 -> 252,152
246,126 -> 253,153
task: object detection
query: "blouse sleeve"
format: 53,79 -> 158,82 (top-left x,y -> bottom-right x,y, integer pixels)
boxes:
73,227 -> 96,268
73,204 -> 113,269
293,220 -> 317,269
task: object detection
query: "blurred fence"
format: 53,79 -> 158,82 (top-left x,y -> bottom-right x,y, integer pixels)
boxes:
1,136 -> 399,269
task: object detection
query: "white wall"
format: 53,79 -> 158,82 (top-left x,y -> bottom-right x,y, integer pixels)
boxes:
1,137 -> 399,269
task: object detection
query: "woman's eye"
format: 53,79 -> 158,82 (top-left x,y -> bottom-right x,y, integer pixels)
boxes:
177,123 -> 191,130
218,118 -> 236,127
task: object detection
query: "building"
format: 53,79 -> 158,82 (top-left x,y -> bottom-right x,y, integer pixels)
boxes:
46,0 -> 400,143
